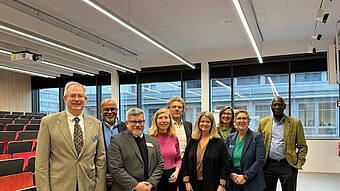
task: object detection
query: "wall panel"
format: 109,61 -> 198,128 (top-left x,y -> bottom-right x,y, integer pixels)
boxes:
0,70 -> 31,112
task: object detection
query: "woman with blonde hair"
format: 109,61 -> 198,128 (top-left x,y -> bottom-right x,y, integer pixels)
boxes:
181,111 -> 231,191
149,108 -> 181,191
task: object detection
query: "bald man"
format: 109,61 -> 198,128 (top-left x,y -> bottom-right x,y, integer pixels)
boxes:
100,99 -> 127,190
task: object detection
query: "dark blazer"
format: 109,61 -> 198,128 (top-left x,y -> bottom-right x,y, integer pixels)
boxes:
181,138 -> 231,191
257,115 -> 308,170
225,129 -> 266,191
107,130 -> 164,191
183,121 -> 193,143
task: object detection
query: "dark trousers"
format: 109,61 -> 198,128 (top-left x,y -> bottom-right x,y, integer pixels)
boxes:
177,169 -> 186,191
197,180 -> 204,191
263,158 -> 298,191
157,168 -> 177,191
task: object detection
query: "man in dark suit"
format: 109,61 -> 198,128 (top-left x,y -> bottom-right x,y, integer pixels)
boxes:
108,108 -> 164,191
100,99 -> 127,190
35,81 -> 106,191
167,96 -> 192,191
257,96 -> 308,191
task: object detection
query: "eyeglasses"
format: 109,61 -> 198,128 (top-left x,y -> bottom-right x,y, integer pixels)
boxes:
67,94 -> 85,99
102,107 -> 118,112
235,117 -> 249,121
222,113 -> 233,116
129,120 -> 145,125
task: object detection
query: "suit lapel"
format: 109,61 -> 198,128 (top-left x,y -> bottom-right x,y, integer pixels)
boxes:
79,115 -> 92,157
229,133 -> 237,161
283,115 -> 291,145
145,135 -> 154,173
125,131 -> 143,163
241,130 -> 252,160
57,111 -> 77,156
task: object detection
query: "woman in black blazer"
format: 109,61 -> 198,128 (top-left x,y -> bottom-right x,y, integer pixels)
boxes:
181,111 -> 232,191
225,109 -> 266,191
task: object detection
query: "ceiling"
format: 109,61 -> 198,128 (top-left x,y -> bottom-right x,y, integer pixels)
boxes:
0,0 -> 339,78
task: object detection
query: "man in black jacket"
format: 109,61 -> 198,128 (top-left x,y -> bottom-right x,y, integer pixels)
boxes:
167,96 -> 193,191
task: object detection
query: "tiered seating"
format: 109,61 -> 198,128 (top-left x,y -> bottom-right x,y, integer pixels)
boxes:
14,118 -> 31,125
0,172 -> 34,191
0,111 -> 45,190
0,111 -> 10,118
0,158 -> 24,176
29,119 -> 41,124
0,154 -> 11,160
6,140 -> 34,154
17,131 -> 38,140
25,124 -> 40,131
6,124 -> 25,131
13,151 -> 36,171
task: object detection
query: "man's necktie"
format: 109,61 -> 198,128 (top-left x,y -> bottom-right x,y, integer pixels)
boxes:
73,117 -> 83,155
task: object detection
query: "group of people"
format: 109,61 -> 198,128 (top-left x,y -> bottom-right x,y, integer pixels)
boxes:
35,81 -> 308,191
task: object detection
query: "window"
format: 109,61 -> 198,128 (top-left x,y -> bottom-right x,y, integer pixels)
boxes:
83,86 -> 97,118
141,82 -> 181,132
39,88 -> 59,115
291,71 -> 338,137
211,78 -> 232,111
120,84 -> 137,122
184,80 -> 201,124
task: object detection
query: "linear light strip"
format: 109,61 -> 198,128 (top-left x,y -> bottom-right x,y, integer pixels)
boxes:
232,0 -> 263,63
0,24 -> 135,73
215,80 -> 245,98
42,61 -> 94,76
0,49 -> 11,55
0,65 -> 55,78
267,77 -> 279,96
82,0 -> 196,69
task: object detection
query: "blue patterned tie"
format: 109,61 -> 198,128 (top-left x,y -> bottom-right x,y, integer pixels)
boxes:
73,117 -> 83,155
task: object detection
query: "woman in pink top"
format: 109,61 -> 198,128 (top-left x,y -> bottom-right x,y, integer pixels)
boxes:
149,108 -> 182,191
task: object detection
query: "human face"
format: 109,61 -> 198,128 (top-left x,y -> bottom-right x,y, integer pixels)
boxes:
234,113 -> 250,131
221,109 -> 233,125
157,112 -> 171,133
126,114 -> 145,137
271,97 -> 286,118
101,100 -> 118,125
169,101 -> 184,121
199,116 -> 212,134
63,84 -> 87,116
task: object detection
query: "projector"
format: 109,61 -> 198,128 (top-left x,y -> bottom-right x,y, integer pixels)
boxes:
11,51 -> 42,63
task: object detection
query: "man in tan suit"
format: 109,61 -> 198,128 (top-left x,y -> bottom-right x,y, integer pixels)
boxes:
35,81 -> 106,191
257,96 -> 308,191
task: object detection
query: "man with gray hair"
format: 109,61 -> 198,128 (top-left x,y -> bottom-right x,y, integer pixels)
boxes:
108,108 -> 164,191
36,81 -> 106,191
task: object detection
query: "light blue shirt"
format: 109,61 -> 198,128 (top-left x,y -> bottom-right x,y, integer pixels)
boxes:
103,120 -> 119,149
269,116 -> 286,160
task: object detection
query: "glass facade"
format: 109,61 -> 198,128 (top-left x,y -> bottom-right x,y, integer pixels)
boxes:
34,54 -> 340,138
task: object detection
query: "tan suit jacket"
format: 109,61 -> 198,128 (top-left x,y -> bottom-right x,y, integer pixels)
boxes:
35,111 -> 106,191
257,115 -> 308,170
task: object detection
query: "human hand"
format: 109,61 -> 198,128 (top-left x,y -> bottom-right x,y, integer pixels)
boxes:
235,175 -> 246,185
185,182 -> 193,191
229,173 -> 238,183
134,182 -> 151,191
168,169 -> 179,183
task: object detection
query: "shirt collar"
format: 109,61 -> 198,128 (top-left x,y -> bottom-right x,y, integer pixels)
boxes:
273,115 -> 285,123
66,110 -> 84,121
172,118 -> 183,126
